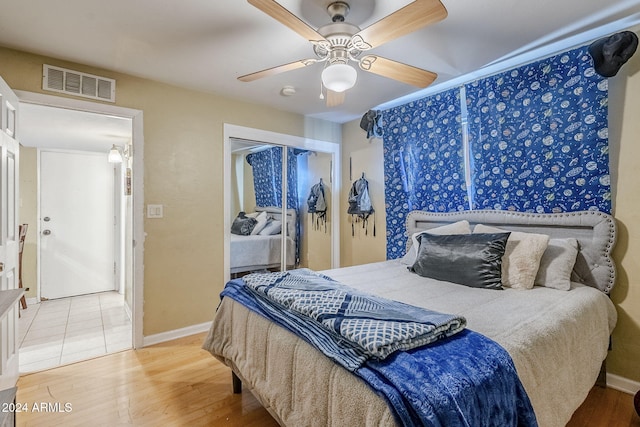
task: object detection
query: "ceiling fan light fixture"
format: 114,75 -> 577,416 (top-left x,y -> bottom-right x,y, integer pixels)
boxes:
321,63 -> 357,93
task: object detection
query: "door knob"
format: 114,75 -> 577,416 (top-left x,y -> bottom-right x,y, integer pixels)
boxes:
42,229 -> 51,235
0,262 -> 3,272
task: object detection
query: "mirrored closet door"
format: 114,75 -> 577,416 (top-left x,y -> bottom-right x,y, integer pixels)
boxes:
226,130 -> 339,280
229,140 -> 291,276
299,151 -> 333,271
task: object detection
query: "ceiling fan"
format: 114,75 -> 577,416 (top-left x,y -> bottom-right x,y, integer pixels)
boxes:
238,0 -> 448,106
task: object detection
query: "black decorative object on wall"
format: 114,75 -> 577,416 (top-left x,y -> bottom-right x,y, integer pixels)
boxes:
347,173 -> 375,236
359,110 -> 383,139
589,31 -> 638,77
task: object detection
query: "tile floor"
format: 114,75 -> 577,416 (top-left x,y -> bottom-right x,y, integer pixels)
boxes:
18,291 -> 132,373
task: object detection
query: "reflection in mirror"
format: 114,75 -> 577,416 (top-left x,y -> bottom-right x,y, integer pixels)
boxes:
229,139 -> 302,277
300,151 -> 332,271
229,138 -> 335,277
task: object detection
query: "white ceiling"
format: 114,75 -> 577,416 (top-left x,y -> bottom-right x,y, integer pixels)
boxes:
2,0 -> 640,134
18,103 -> 132,152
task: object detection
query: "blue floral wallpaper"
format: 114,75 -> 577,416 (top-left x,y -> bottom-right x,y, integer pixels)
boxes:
246,147 -> 299,210
382,88 -> 468,259
466,47 -> 610,213
246,146 -> 301,264
381,46 -> 609,260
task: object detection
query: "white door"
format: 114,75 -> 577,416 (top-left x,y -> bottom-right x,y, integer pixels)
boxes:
40,150 -> 115,299
0,76 -> 20,390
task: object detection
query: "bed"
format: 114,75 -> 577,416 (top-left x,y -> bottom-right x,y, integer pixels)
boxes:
230,206 -> 296,274
205,209 -> 617,426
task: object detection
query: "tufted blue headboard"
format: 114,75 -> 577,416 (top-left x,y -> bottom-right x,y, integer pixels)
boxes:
405,210 -> 617,294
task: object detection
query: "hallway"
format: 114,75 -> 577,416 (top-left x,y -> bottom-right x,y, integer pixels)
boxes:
18,291 -> 132,373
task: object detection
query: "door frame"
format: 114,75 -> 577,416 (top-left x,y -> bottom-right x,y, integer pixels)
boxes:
223,123 -> 341,284
16,90 -> 145,349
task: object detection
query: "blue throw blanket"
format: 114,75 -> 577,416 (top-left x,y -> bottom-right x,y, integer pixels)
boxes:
233,269 -> 466,370
220,270 -> 537,427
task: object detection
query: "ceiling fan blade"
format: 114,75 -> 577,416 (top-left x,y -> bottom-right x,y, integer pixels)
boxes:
247,0 -> 327,43
351,0 -> 447,51
238,59 -> 317,82
359,55 -> 437,88
326,90 -> 345,107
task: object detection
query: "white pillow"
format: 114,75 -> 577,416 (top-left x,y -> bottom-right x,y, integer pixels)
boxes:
401,220 -> 471,265
534,238 -> 579,291
259,219 -> 282,236
473,224 -> 549,290
250,211 -> 268,235
245,211 -> 259,218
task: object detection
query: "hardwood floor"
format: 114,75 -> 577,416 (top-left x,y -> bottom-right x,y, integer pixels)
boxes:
16,333 -> 278,427
568,385 -> 640,427
15,332 -> 639,426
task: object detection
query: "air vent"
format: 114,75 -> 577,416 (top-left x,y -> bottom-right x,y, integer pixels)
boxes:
43,64 -> 116,102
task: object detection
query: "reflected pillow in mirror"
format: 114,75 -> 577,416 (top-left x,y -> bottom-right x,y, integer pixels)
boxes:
259,219 -> 282,236
251,211 -> 269,235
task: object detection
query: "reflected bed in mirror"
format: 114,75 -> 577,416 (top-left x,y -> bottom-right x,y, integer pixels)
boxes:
230,207 -> 296,275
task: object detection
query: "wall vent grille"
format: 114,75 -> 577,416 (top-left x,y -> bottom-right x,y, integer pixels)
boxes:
43,65 -> 116,102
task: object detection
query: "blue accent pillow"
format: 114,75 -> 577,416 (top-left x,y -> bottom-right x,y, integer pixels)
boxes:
410,232 -> 510,290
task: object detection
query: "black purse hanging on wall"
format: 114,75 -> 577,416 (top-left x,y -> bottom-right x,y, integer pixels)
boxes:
347,173 -> 375,236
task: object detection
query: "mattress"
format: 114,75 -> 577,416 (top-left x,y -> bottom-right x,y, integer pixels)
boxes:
229,234 -> 295,273
206,209 -> 618,426
204,259 -> 616,427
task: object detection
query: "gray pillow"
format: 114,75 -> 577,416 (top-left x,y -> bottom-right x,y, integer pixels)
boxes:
534,238 -> 579,291
259,219 -> 282,236
410,232 -> 510,290
231,212 -> 257,235
401,220 -> 472,265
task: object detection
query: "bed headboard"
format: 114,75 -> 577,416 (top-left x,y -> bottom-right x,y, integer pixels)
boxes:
405,210 -> 617,294
256,206 -> 297,238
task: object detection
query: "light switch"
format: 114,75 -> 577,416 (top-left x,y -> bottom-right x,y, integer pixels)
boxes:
147,204 -> 164,218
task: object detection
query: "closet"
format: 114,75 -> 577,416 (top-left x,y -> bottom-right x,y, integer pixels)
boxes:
224,125 -> 340,281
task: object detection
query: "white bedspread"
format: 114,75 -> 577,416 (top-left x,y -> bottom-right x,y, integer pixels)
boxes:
230,234 -> 295,273
205,259 -> 616,427
320,260 -> 617,427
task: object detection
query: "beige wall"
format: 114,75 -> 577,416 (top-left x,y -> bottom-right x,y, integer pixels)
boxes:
230,153 -> 242,219
18,146 -> 37,299
301,152 -> 333,271
607,51 -> 640,383
242,155 -> 257,214
232,149 -> 335,271
1,46 -> 312,336
340,121 -> 387,267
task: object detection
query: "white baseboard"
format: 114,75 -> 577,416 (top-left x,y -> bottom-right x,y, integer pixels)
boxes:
26,297 -> 38,306
607,373 -> 640,395
142,321 -> 212,347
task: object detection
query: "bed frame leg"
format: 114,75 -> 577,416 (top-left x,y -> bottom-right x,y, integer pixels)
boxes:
232,371 -> 242,394
596,359 -> 607,388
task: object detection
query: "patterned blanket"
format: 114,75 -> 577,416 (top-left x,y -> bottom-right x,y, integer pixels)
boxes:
234,268 -> 466,370
219,269 -> 537,426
